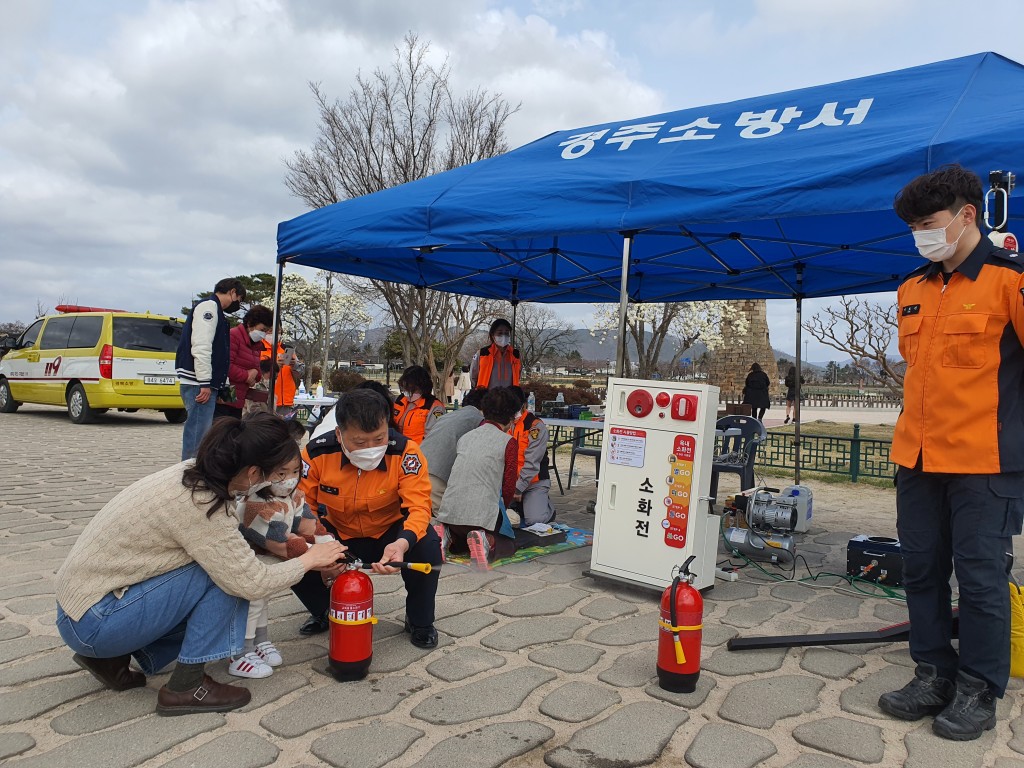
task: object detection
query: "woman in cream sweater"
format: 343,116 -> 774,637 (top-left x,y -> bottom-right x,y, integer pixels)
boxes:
55,413 -> 346,716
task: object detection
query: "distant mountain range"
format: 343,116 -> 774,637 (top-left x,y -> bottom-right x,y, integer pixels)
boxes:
355,327 -> 839,370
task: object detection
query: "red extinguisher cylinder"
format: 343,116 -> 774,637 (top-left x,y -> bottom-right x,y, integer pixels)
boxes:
657,557 -> 703,693
328,568 -> 377,681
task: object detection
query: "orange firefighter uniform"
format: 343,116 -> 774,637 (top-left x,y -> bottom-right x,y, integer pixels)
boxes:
511,410 -> 555,525
892,239 -> 1024,474
891,235 -> 1024,700
300,428 -> 441,629
300,429 -> 433,547
393,395 -> 447,445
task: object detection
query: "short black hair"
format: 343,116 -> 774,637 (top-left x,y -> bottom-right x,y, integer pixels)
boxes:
481,387 -> 521,425
243,305 -> 273,329
285,419 -> 307,442
489,318 -> 512,336
461,387 -> 485,409
508,385 -> 526,408
894,164 -> 984,225
398,365 -> 434,398
354,381 -> 398,429
336,388 -> 391,433
214,277 -> 246,298
355,379 -> 394,407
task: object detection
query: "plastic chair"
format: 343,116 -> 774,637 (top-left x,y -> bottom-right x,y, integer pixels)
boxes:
568,428 -> 601,490
709,415 -> 767,500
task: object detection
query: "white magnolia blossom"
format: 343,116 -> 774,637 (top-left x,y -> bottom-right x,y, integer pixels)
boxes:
277,272 -> 371,367
591,302 -> 747,348
590,301 -> 748,378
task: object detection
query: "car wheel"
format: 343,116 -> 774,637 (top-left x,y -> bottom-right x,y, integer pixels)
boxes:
164,409 -> 187,424
67,383 -> 97,424
0,379 -> 20,413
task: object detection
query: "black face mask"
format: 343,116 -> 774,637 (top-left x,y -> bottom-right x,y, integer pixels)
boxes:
226,300 -> 241,313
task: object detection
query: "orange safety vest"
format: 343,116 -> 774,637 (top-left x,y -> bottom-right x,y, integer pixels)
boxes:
512,411 -> 549,485
260,340 -> 297,406
476,343 -> 522,389
393,394 -> 445,445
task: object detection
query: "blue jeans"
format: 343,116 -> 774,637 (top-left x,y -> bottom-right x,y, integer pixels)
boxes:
896,465 -> 1024,697
55,563 -> 247,675
180,383 -> 217,461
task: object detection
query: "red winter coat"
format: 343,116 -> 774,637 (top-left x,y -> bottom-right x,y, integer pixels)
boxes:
224,324 -> 266,411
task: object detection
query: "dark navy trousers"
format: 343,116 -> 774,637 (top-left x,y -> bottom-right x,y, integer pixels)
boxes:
896,465 -> 1024,696
292,518 -> 442,628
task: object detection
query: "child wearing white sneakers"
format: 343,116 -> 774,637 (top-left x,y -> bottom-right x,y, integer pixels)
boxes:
230,453 -> 334,678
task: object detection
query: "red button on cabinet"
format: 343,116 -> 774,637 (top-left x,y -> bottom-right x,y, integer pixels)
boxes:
670,394 -> 698,421
626,389 -> 654,418
655,392 -> 671,407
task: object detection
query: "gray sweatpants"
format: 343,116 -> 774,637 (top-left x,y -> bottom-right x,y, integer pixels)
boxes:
521,480 -> 555,526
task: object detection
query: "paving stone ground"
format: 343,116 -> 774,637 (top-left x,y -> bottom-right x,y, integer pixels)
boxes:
3,404 -> 1024,766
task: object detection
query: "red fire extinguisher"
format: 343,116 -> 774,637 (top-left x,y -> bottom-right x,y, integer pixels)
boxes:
328,563 -> 378,681
657,555 -> 703,693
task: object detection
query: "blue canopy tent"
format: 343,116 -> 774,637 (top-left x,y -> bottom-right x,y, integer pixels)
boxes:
275,52 -> 1023,478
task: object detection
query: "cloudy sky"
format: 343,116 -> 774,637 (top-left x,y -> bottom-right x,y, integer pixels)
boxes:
3,0 -> 1024,362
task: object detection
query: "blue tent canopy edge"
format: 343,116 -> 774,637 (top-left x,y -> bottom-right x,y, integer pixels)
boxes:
277,52 -> 1023,303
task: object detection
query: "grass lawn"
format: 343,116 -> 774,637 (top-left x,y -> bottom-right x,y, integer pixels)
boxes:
768,420 -> 895,441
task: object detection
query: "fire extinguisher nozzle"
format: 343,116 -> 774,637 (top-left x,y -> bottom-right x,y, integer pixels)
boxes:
379,561 -> 433,574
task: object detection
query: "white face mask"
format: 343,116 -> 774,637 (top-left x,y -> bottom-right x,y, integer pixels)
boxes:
341,438 -> 388,471
249,329 -> 267,342
270,476 -> 299,496
402,390 -> 421,403
912,207 -> 966,262
234,476 -> 271,502
493,334 -> 511,348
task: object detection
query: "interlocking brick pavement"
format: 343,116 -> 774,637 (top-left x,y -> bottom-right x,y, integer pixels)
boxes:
2,403 -> 1024,766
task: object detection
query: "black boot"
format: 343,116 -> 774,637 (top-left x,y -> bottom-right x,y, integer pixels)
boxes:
878,663 -> 955,720
932,671 -> 997,741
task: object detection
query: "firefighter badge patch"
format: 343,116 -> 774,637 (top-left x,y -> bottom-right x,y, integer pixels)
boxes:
401,453 -> 422,476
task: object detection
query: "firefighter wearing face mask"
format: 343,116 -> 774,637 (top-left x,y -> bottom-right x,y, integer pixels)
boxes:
471,318 -> 522,390
509,386 -> 555,527
392,365 -> 447,445
299,389 -> 442,648
877,165 -> 1024,742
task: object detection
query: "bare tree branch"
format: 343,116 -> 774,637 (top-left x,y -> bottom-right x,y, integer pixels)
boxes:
283,34 -> 519,392
512,304 -> 576,372
804,297 -> 903,396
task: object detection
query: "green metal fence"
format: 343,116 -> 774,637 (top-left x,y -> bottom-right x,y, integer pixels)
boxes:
757,425 -> 897,483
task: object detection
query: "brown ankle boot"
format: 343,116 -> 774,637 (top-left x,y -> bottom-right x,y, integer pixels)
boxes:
73,653 -> 146,691
156,674 -> 252,716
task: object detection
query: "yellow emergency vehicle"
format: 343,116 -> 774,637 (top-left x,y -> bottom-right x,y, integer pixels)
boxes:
0,306 -> 186,424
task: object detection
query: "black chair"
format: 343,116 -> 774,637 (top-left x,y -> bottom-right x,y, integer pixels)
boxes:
709,415 -> 767,500
568,427 -> 601,490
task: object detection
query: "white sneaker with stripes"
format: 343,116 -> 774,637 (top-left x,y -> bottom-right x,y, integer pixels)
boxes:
254,641 -> 283,667
228,652 -> 273,679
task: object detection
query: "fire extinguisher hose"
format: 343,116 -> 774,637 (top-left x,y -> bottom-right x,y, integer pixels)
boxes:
345,559 -> 433,574
657,618 -> 703,664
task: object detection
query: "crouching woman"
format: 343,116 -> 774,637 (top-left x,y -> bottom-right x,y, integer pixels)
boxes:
54,413 -> 346,716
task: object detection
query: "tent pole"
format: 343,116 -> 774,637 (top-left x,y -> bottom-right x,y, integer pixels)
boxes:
794,265 -> 805,484
268,259 -> 286,411
510,278 -> 519,349
615,233 -> 634,377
